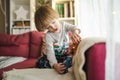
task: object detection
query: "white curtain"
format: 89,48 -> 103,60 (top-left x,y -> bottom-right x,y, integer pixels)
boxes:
77,0 -> 107,38
77,0 -> 120,80
106,0 -> 120,80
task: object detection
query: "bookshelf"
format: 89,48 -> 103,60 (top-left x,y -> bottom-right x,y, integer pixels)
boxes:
52,0 -> 77,25
10,0 -> 36,34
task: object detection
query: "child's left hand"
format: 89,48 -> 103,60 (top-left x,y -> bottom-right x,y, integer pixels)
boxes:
70,29 -> 81,44
71,34 -> 81,44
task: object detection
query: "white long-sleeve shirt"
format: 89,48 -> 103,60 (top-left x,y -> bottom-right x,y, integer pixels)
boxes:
45,21 -> 79,67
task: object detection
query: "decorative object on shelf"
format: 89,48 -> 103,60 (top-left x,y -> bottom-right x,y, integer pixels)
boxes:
14,21 -> 23,26
24,21 -> 30,26
36,0 -> 51,8
14,6 -> 28,20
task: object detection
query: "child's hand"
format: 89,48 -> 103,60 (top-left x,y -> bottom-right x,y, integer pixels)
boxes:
53,63 -> 66,74
70,29 -> 81,44
71,33 -> 81,44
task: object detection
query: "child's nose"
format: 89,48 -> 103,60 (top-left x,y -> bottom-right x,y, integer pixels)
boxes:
50,25 -> 56,29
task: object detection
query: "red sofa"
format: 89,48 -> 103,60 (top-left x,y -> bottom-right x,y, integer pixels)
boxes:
0,31 -> 106,80
0,31 -> 44,80
84,42 -> 106,80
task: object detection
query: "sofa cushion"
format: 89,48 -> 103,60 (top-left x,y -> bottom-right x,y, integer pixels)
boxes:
29,31 -> 45,58
0,34 -> 18,46
0,32 -> 30,58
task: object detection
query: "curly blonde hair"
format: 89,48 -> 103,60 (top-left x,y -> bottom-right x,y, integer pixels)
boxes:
34,5 -> 59,31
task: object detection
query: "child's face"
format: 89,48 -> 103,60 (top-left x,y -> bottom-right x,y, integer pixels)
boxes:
46,19 -> 61,33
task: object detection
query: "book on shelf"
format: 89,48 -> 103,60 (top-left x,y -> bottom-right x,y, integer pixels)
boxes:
72,1 -> 75,17
70,1 -> 74,17
64,2 -> 68,18
55,3 -> 64,18
55,1 -> 74,18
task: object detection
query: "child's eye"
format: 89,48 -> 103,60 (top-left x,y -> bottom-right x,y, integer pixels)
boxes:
52,21 -> 55,24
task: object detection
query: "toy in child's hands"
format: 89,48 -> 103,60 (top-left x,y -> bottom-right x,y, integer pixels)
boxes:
68,32 -> 81,56
63,56 -> 72,74
62,32 -> 81,74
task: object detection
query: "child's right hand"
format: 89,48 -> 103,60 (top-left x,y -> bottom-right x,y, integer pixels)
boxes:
53,63 -> 66,74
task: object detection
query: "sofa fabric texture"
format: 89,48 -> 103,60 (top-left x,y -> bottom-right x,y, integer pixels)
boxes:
0,31 -> 44,80
84,43 -> 106,80
0,33 -> 30,58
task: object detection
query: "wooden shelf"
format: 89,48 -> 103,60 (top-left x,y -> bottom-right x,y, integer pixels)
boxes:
10,0 -> 36,34
52,0 -> 77,25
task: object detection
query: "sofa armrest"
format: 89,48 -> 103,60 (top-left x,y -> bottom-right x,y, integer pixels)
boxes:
83,43 -> 106,80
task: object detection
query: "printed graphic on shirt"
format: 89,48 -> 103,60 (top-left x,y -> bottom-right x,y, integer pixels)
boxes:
53,35 -> 69,56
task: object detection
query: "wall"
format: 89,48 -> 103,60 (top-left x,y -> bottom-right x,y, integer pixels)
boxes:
0,0 -> 5,33
0,0 -> 9,34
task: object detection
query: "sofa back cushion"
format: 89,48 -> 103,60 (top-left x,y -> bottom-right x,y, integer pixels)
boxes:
29,31 -> 45,58
0,32 -> 30,58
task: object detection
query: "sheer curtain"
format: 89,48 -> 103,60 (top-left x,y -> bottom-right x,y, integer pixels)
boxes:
106,0 -> 120,80
77,0 -> 120,80
77,0 -> 107,38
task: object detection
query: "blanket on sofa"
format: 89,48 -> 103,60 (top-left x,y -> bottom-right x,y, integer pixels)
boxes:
0,56 -> 26,69
72,37 -> 106,80
3,68 -> 75,80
